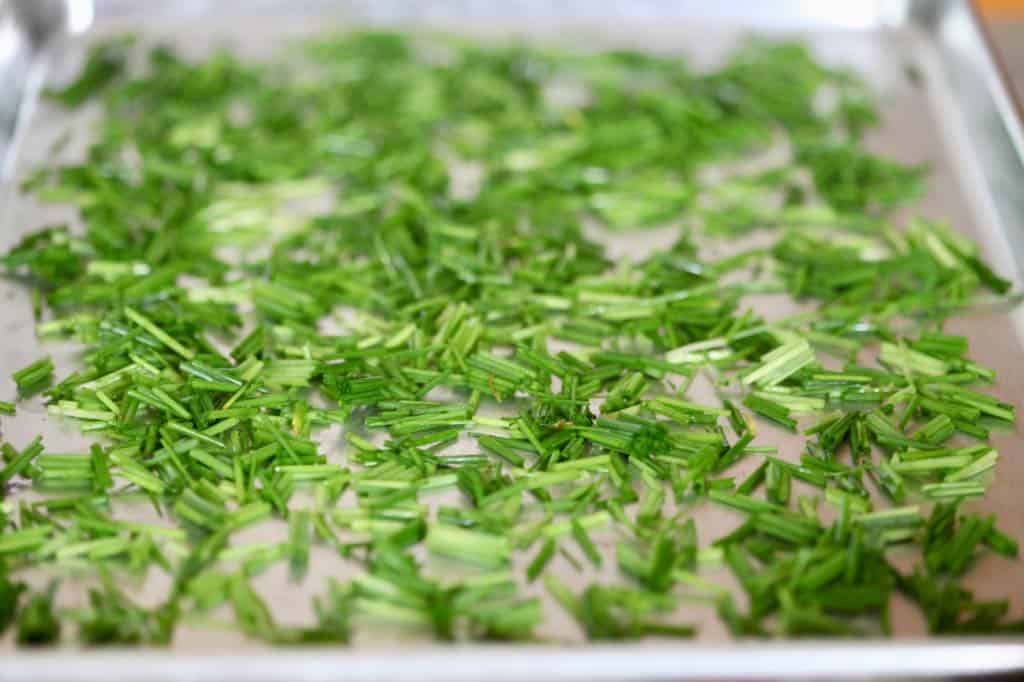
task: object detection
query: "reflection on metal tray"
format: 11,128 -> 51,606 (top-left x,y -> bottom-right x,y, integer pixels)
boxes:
2,1 -> 1024,680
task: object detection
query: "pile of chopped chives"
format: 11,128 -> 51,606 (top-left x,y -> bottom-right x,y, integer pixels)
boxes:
0,30 -> 1020,646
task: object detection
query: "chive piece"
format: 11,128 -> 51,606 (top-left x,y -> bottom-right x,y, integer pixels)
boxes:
0,569 -> 25,634
742,340 -> 815,388
426,525 -> 510,568
124,308 -> 195,360
737,460 -> 769,496
17,590 -> 60,646
527,538 -> 557,583
742,394 -> 797,431
12,357 -> 54,394
571,519 -> 602,568
0,437 -> 44,486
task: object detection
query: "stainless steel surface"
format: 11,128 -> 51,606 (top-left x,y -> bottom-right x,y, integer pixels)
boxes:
989,20 -> 1024,95
3,1 -> 1024,679
3,640 -> 1024,682
0,0 -> 89,180
0,5 -> 39,181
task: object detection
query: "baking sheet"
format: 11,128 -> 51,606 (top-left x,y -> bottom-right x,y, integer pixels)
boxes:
2,1 -> 1024,679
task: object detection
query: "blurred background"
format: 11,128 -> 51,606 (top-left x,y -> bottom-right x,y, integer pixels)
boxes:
979,0 -> 1024,94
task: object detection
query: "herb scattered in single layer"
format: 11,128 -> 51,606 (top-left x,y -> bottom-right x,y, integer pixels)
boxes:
0,31 -> 1021,645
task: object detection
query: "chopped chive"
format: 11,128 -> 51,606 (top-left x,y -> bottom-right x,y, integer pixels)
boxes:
12,357 -> 54,394
742,340 -> 815,388
0,29 -> 1017,646
527,538 -> 557,583
124,307 -> 195,360
426,525 -> 511,568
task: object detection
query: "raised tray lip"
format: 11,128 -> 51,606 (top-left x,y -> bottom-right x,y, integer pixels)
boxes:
966,0 -> 1024,187
2,639 -> 1024,682
969,0 -> 1024,142
3,2 -> 1024,679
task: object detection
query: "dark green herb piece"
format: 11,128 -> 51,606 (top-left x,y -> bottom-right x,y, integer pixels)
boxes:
17,589 -> 60,646
0,565 -> 25,634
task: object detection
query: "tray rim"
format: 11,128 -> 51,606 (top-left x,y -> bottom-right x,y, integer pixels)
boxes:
968,0 -> 1024,157
2,1 -> 1024,679
2,639 -> 1024,682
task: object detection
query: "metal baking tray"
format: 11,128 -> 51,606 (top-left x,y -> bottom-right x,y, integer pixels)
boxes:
2,0 -> 1024,679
